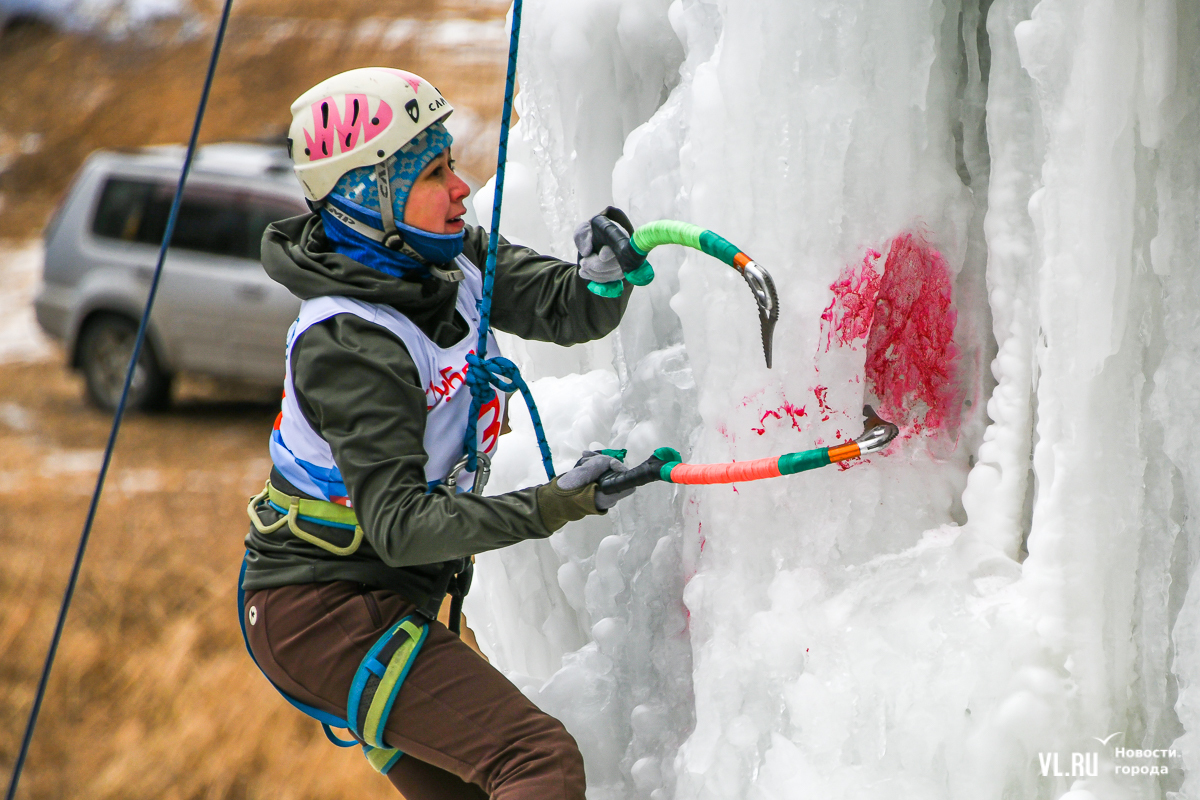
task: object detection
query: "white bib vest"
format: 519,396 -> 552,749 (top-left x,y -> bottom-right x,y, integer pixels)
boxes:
269,254 -> 506,504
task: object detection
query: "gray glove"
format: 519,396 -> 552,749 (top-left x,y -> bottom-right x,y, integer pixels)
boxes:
575,206 -> 636,284
558,451 -> 634,510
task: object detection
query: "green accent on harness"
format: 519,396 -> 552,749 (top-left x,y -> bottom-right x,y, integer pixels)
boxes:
365,745 -> 404,773
599,448 -> 628,462
632,220 -> 703,256
267,482 -> 359,527
698,230 -> 742,268
778,448 -> 832,475
360,619 -> 425,747
248,482 -> 364,556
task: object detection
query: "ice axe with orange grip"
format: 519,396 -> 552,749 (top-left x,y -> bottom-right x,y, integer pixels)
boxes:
596,406 -> 899,494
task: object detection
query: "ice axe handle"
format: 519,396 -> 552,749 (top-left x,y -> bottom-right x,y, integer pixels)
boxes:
592,215 -> 646,275
596,455 -> 668,495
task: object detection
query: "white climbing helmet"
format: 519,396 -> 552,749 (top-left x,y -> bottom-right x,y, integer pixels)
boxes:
288,67 -> 453,202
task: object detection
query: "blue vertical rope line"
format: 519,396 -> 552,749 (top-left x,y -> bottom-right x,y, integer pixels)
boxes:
462,0 -> 556,483
3,1 -> 235,797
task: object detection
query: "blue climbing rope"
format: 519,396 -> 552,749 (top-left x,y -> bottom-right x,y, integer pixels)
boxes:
3,2 -> 235,797
462,0 -> 556,483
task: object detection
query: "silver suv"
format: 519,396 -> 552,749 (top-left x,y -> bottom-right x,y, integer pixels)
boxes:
35,143 -> 308,411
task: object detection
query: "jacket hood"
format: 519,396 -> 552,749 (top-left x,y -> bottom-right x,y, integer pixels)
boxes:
263,214 -> 466,344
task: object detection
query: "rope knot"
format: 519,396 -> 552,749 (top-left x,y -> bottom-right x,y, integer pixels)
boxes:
462,352 -> 553,480
464,352 -> 497,404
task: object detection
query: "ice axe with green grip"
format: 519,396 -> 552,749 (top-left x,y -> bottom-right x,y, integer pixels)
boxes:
595,406 -> 899,495
587,219 -> 780,369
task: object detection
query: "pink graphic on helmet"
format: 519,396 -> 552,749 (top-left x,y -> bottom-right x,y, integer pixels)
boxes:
303,94 -> 394,161
380,68 -> 423,95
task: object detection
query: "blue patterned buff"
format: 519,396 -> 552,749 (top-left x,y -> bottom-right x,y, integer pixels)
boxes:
329,121 -> 454,223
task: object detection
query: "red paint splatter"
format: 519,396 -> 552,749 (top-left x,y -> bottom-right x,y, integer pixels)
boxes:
753,408 -> 782,435
813,385 -> 831,412
751,401 -> 808,435
865,233 -> 959,432
817,233 -> 960,436
784,402 -> 807,424
821,249 -> 883,351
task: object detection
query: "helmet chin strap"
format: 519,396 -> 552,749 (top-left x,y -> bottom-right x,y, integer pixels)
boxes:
373,162 -> 402,249
348,161 -> 462,282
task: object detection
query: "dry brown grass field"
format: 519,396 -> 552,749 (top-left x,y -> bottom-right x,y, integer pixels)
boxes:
0,357 -> 398,800
0,1 -> 509,797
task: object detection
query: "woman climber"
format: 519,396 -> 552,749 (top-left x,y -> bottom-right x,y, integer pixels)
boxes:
240,67 -> 640,799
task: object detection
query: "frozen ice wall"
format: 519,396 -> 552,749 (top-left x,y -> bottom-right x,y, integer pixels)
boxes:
464,0 -> 1200,797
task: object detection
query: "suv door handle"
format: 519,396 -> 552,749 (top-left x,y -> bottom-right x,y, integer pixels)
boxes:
135,265 -> 154,283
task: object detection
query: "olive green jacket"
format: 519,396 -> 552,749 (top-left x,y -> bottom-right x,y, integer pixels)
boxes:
242,214 -> 628,608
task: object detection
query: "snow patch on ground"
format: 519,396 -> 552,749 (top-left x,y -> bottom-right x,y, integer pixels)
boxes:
0,242 -> 53,364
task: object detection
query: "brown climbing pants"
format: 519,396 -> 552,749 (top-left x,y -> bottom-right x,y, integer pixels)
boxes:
243,581 -> 586,799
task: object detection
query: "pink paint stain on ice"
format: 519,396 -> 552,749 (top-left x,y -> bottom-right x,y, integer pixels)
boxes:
818,233 -> 959,437
864,233 -> 959,432
821,249 -> 883,351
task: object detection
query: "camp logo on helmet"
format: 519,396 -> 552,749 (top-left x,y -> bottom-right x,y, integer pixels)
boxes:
405,99 -> 420,123
302,94 -> 393,162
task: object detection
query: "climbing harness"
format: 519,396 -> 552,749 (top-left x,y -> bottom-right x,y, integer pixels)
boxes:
248,445 -> 491,559
4,2 -> 236,797
237,557 -> 428,775
247,482 -> 364,556
239,455 -> 487,774
597,406 -> 899,494
585,219 -> 780,369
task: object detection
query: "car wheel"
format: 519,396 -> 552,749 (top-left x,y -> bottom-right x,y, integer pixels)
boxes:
78,315 -> 172,412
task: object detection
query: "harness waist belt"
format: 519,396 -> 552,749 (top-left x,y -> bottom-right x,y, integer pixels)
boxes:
267,481 -> 359,527
247,481 -> 364,556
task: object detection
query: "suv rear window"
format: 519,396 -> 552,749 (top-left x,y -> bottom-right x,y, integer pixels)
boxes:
92,177 -> 304,261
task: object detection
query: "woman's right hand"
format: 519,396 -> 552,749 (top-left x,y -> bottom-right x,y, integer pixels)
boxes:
535,451 -> 636,531
574,206 -> 642,284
